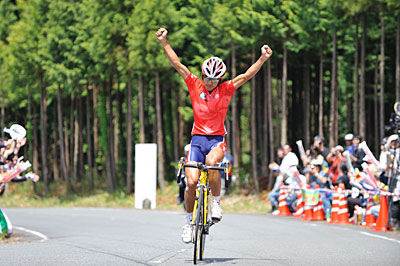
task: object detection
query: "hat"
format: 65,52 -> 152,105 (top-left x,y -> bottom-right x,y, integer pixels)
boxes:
335,145 -> 344,152
311,157 -> 324,166
386,134 -> 399,148
344,134 -> 353,141
3,124 -> 26,140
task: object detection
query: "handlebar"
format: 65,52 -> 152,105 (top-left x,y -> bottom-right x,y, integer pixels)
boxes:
176,159 -> 227,184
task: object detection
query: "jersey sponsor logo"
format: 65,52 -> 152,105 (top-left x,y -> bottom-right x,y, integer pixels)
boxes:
215,94 -> 219,99
200,92 -> 207,100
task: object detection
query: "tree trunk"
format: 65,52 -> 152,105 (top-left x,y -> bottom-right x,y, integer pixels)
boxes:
231,42 -> 241,171
27,86 -> 37,194
78,94 -> 84,181
396,14 -> 400,102
318,49 -> 324,137
281,45 -> 288,146
329,30 -> 338,148
155,72 -> 166,191
57,83 -> 73,193
354,20 -> 360,134
138,76 -> 146,143
93,85 -> 99,178
0,100 -> 4,139
374,56 -> 379,154
262,66 -> 268,178
108,75 -> 117,189
267,60 -> 275,189
126,80 -> 133,194
52,131 -> 60,181
69,93 -> 74,177
250,47 -> 259,193
73,95 -> 79,182
379,10 -> 385,141
100,81 -> 114,193
86,83 -> 94,191
303,55 -> 310,147
359,14 -> 366,139
172,85 -> 180,161
40,70 -> 49,194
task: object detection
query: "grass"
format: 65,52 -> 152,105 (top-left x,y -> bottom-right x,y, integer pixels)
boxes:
0,181 -> 271,214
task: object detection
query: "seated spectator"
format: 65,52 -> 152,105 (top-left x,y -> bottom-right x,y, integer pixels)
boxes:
313,135 -> 330,161
327,145 -> 345,184
308,157 -> 332,218
344,133 -> 354,155
350,135 -> 365,171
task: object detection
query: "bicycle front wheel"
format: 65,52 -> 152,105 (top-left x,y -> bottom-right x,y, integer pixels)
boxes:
193,189 -> 204,264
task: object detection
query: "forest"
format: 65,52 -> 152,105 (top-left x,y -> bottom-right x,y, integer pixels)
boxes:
0,0 -> 399,194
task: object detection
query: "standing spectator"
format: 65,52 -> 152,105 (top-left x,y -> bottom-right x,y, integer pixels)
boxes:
350,135 -> 365,171
344,134 -> 355,155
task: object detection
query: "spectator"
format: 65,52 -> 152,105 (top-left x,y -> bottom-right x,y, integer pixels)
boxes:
350,135 -> 365,171
269,145 -> 299,174
344,134 -> 355,155
308,157 -> 332,218
327,145 -> 345,184
268,147 -> 285,213
313,136 -> 330,160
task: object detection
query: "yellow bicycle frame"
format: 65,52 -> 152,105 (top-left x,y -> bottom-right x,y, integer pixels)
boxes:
192,170 -> 208,225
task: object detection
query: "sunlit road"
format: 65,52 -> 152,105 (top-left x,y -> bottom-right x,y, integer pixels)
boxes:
2,208 -> 400,265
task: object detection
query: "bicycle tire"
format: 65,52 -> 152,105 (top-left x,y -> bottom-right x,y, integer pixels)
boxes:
193,188 -> 203,264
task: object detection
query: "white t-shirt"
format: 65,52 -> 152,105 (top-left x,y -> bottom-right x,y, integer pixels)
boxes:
280,152 -> 299,172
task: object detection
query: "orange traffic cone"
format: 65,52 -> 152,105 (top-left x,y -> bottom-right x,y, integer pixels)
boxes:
293,191 -> 304,218
312,185 -> 325,221
277,183 -> 292,216
302,185 -> 313,221
330,186 -> 339,224
362,196 -> 376,227
373,194 -> 391,232
337,189 -> 350,224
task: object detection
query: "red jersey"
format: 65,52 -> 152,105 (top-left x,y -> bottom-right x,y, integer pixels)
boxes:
185,73 -> 236,136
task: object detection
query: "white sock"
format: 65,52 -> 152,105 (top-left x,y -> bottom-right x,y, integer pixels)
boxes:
185,212 -> 192,224
213,196 -> 221,205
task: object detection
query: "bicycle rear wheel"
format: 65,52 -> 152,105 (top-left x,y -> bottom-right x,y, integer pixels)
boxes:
193,189 -> 203,264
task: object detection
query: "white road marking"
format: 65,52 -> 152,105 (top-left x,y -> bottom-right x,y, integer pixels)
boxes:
14,226 -> 49,242
360,231 -> 400,245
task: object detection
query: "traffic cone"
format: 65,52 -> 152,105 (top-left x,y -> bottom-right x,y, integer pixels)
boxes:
362,196 -> 376,227
330,186 -> 339,224
302,185 -> 313,221
312,185 -> 325,221
293,191 -> 304,218
277,183 -> 291,216
373,194 -> 391,232
337,189 -> 350,224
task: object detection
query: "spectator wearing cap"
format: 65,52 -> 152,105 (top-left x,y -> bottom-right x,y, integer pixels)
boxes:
327,145 -> 345,184
350,135 -> 365,171
344,134 -> 354,155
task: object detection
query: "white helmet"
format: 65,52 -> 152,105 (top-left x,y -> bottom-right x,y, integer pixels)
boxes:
201,57 -> 226,79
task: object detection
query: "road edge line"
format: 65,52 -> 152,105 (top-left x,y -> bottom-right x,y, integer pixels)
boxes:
359,231 -> 400,245
14,226 -> 49,242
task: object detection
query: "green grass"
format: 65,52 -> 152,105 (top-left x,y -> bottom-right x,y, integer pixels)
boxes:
0,181 -> 271,214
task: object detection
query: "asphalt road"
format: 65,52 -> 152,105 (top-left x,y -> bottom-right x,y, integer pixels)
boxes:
2,208 -> 400,265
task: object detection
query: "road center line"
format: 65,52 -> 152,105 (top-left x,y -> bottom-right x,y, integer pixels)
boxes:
14,226 -> 49,242
360,231 -> 400,245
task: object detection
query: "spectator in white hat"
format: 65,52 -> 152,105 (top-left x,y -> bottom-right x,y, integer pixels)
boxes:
344,133 -> 354,155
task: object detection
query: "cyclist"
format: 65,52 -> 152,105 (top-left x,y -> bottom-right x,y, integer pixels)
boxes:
156,27 -> 272,243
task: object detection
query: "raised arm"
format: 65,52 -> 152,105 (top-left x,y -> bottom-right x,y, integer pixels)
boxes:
156,28 -> 190,80
232,45 -> 272,89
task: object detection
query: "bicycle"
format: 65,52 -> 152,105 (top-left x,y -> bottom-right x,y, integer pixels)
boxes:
176,158 -> 227,264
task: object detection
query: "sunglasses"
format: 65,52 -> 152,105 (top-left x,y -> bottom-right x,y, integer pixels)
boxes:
204,77 -> 219,83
